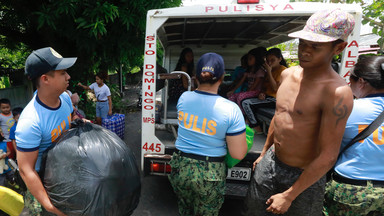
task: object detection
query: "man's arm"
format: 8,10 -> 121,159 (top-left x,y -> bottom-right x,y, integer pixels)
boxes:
77,82 -> 90,90
266,85 -> 353,214
107,95 -> 113,116
12,140 -> 17,156
17,150 -> 67,216
253,116 -> 275,170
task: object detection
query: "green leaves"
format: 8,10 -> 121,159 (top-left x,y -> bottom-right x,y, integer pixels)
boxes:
0,0 -> 179,85
362,0 -> 384,50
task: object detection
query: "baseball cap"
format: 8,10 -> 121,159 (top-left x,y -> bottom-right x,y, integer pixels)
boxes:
196,53 -> 225,80
25,47 -> 77,80
288,9 -> 355,42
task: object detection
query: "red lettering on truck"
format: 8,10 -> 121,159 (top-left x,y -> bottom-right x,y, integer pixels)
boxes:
205,4 -> 294,13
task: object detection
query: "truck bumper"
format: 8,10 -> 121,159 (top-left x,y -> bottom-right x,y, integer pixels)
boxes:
144,149 -> 260,198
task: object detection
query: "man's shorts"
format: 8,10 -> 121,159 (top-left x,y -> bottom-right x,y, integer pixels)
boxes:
96,101 -> 109,118
244,148 -> 326,216
168,152 -> 226,216
323,178 -> 384,216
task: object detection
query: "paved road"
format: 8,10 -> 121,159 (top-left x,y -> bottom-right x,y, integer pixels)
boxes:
125,110 -> 244,216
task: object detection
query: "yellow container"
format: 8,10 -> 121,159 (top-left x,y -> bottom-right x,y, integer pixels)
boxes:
0,186 -> 24,216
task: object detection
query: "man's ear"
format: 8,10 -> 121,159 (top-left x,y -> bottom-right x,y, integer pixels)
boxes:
333,42 -> 348,56
40,74 -> 50,85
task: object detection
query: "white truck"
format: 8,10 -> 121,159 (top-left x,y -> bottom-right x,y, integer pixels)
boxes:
141,1 -> 362,197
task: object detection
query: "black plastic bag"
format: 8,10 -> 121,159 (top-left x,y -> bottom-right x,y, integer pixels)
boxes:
43,122 -> 141,216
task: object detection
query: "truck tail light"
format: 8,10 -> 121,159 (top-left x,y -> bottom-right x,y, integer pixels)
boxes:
150,162 -> 172,174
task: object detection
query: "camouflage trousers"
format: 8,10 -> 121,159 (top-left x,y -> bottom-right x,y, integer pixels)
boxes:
23,189 -> 56,216
168,152 -> 226,216
323,178 -> 384,216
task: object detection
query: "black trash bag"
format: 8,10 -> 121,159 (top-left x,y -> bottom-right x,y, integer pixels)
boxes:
43,122 -> 141,216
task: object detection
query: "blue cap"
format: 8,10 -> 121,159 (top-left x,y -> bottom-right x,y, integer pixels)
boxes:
196,53 -> 225,80
25,47 -> 77,80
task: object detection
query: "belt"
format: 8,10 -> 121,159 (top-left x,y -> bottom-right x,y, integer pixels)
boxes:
178,151 -> 224,162
97,100 -> 107,102
333,172 -> 384,188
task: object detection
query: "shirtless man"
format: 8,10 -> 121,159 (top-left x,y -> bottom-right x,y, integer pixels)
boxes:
244,9 -> 355,215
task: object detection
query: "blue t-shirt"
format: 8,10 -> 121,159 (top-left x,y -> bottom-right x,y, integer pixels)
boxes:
0,141 -> 11,173
232,66 -> 247,93
175,90 -> 246,157
9,123 -> 16,140
16,92 -> 73,172
335,94 -> 384,181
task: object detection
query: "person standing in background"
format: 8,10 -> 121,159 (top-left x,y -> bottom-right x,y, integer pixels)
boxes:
0,98 -> 15,160
9,107 -> 23,159
77,72 -> 112,125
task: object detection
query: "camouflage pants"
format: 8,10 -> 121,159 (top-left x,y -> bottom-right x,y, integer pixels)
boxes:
168,152 -> 226,216
23,189 -> 56,216
323,178 -> 384,216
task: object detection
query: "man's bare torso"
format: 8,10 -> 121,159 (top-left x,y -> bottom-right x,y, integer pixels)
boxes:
273,66 -> 348,168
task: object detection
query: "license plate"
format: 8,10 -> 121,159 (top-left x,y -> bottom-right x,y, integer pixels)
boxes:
226,167 -> 251,181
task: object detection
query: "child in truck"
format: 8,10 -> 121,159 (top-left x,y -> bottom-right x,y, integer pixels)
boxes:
227,47 -> 267,111
241,48 -> 288,132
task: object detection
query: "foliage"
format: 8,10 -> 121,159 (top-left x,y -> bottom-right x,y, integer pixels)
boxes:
0,38 -> 29,88
109,83 -> 130,114
0,40 -> 29,70
286,59 -> 300,67
360,0 -> 384,50
0,0 -> 182,82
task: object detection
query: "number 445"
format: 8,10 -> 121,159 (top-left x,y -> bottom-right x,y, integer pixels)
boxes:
143,142 -> 161,152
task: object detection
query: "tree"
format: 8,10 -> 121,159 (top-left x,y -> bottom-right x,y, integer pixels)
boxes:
360,0 -> 384,51
0,0 -> 182,81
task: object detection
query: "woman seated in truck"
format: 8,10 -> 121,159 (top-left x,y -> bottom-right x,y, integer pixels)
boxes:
241,48 -> 288,133
168,47 -> 195,100
227,47 -> 267,111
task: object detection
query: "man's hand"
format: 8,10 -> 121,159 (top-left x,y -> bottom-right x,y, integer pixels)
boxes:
252,154 -> 264,170
263,63 -> 272,74
108,110 -> 113,116
266,193 -> 293,215
49,206 -> 67,216
258,93 -> 266,100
